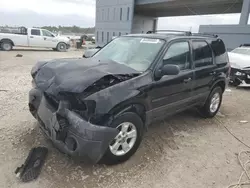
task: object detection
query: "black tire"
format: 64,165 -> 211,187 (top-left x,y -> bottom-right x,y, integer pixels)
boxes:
229,79 -> 241,87
1,41 -> 13,51
56,42 -> 67,52
199,86 -> 223,118
100,112 -> 144,165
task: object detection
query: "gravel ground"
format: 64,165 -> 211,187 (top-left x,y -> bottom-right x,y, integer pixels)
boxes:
0,48 -> 250,188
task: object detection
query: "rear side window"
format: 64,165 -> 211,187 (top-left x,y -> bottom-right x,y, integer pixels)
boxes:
163,41 -> 191,70
210,39 -> 226,56
31,29 -> 41,36
193,41 -> 213,68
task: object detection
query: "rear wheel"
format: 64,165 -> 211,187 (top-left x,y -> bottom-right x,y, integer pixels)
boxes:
1,41 -> 13,51
100,112 -> 144,165
56,42 -> 67,52
199,86 -> 223,118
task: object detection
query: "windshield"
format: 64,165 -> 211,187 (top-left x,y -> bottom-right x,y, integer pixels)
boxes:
93,36 -> 165,72
231,48 -> 250,56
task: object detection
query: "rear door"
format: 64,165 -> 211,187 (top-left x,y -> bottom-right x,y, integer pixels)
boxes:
29,29 -> 44,47
150,40 -> 194,120
191,40 -> 216,103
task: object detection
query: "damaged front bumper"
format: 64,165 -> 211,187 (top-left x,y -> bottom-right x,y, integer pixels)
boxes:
230,68 -> 250,86
29,88 -> 119,163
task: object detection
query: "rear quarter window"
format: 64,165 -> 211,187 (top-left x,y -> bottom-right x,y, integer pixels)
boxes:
210,39 -> 226,56
210,39 -> 228,64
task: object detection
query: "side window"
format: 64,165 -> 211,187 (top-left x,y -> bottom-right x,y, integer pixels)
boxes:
107,8 -> 110,20
193,41 -> 213,68
127,7 -> 130,20
120,8 -> 123,21
211,39 -> 226,56
42,30 -> 54,37
163,41 -> 191,71
31,29 -> 41,36
107,32 -> 109,43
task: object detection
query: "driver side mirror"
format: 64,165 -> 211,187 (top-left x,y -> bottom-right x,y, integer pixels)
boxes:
155,64 -> 180,79
162,64 -> 180,76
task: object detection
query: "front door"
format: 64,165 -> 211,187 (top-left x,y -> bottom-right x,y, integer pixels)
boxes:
41,30 -> 57,48
149,40 -> 194,121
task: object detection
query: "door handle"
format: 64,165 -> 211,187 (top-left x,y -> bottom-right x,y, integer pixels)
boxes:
30,36 -> 34,38
183,78 -> 192,83
210,71 -> 216,75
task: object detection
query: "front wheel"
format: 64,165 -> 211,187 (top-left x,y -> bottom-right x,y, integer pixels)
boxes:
199,86 -> 223,118
100,112 -> 144,165
56,42 -> 67,52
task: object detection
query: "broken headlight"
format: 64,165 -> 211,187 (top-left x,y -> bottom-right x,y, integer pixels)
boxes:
235,71 -> 245,76
58,92 -> 86,110
58,92 -> 97,121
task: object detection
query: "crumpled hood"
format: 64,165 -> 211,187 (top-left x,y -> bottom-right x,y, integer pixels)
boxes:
228,52 -> 250,69
31,58 -> 139,96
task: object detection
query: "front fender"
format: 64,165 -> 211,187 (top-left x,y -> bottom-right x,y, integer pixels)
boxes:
85,86 -> 141,115
85,72 -> 152,115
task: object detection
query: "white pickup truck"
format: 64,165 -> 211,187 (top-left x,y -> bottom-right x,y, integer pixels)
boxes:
0,27 -> 70,51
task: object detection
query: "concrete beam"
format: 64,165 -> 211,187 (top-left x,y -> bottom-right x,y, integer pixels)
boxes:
136,0 -> 173,5
199,24 -> 250,50
135,3 -> 242,17
239,0 -> 250,25
135,0 -> 243,17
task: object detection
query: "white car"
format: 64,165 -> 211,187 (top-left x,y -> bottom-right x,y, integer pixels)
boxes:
228,45 -> 250,86
0,27 -> 70,51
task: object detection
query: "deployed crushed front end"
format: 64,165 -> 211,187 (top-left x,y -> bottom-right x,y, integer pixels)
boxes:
28,58 -> 140,163
29,88 -> 118,163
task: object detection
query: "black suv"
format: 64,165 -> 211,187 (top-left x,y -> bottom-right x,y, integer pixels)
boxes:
29,31 -> 230,165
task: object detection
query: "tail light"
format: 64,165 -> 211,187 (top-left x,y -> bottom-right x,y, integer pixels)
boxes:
228,62 -> 231,76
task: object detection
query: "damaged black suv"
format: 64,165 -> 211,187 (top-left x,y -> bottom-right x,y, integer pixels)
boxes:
29,31 -> 230,164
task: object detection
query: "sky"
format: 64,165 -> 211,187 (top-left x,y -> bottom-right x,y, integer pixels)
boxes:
0,0 -> 243,32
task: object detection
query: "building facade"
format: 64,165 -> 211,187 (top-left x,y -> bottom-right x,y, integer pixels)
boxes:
200,0 -> 250,50
95,0 -> 157,46
95,0 -> 249,50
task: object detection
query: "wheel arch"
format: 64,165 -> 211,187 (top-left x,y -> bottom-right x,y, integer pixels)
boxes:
0,38 -> 15,46
107,103 -> 147,128
211,79 -> 226,93
56,41 -> 67,47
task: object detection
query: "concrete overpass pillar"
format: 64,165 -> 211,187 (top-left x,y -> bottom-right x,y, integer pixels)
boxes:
239,0 -> 250,25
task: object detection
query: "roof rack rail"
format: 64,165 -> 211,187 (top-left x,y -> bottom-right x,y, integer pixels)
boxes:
147,30 -> 219,38
239,43 -> 250,47
191,33 -> 218,38
147,30 -> 192,36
